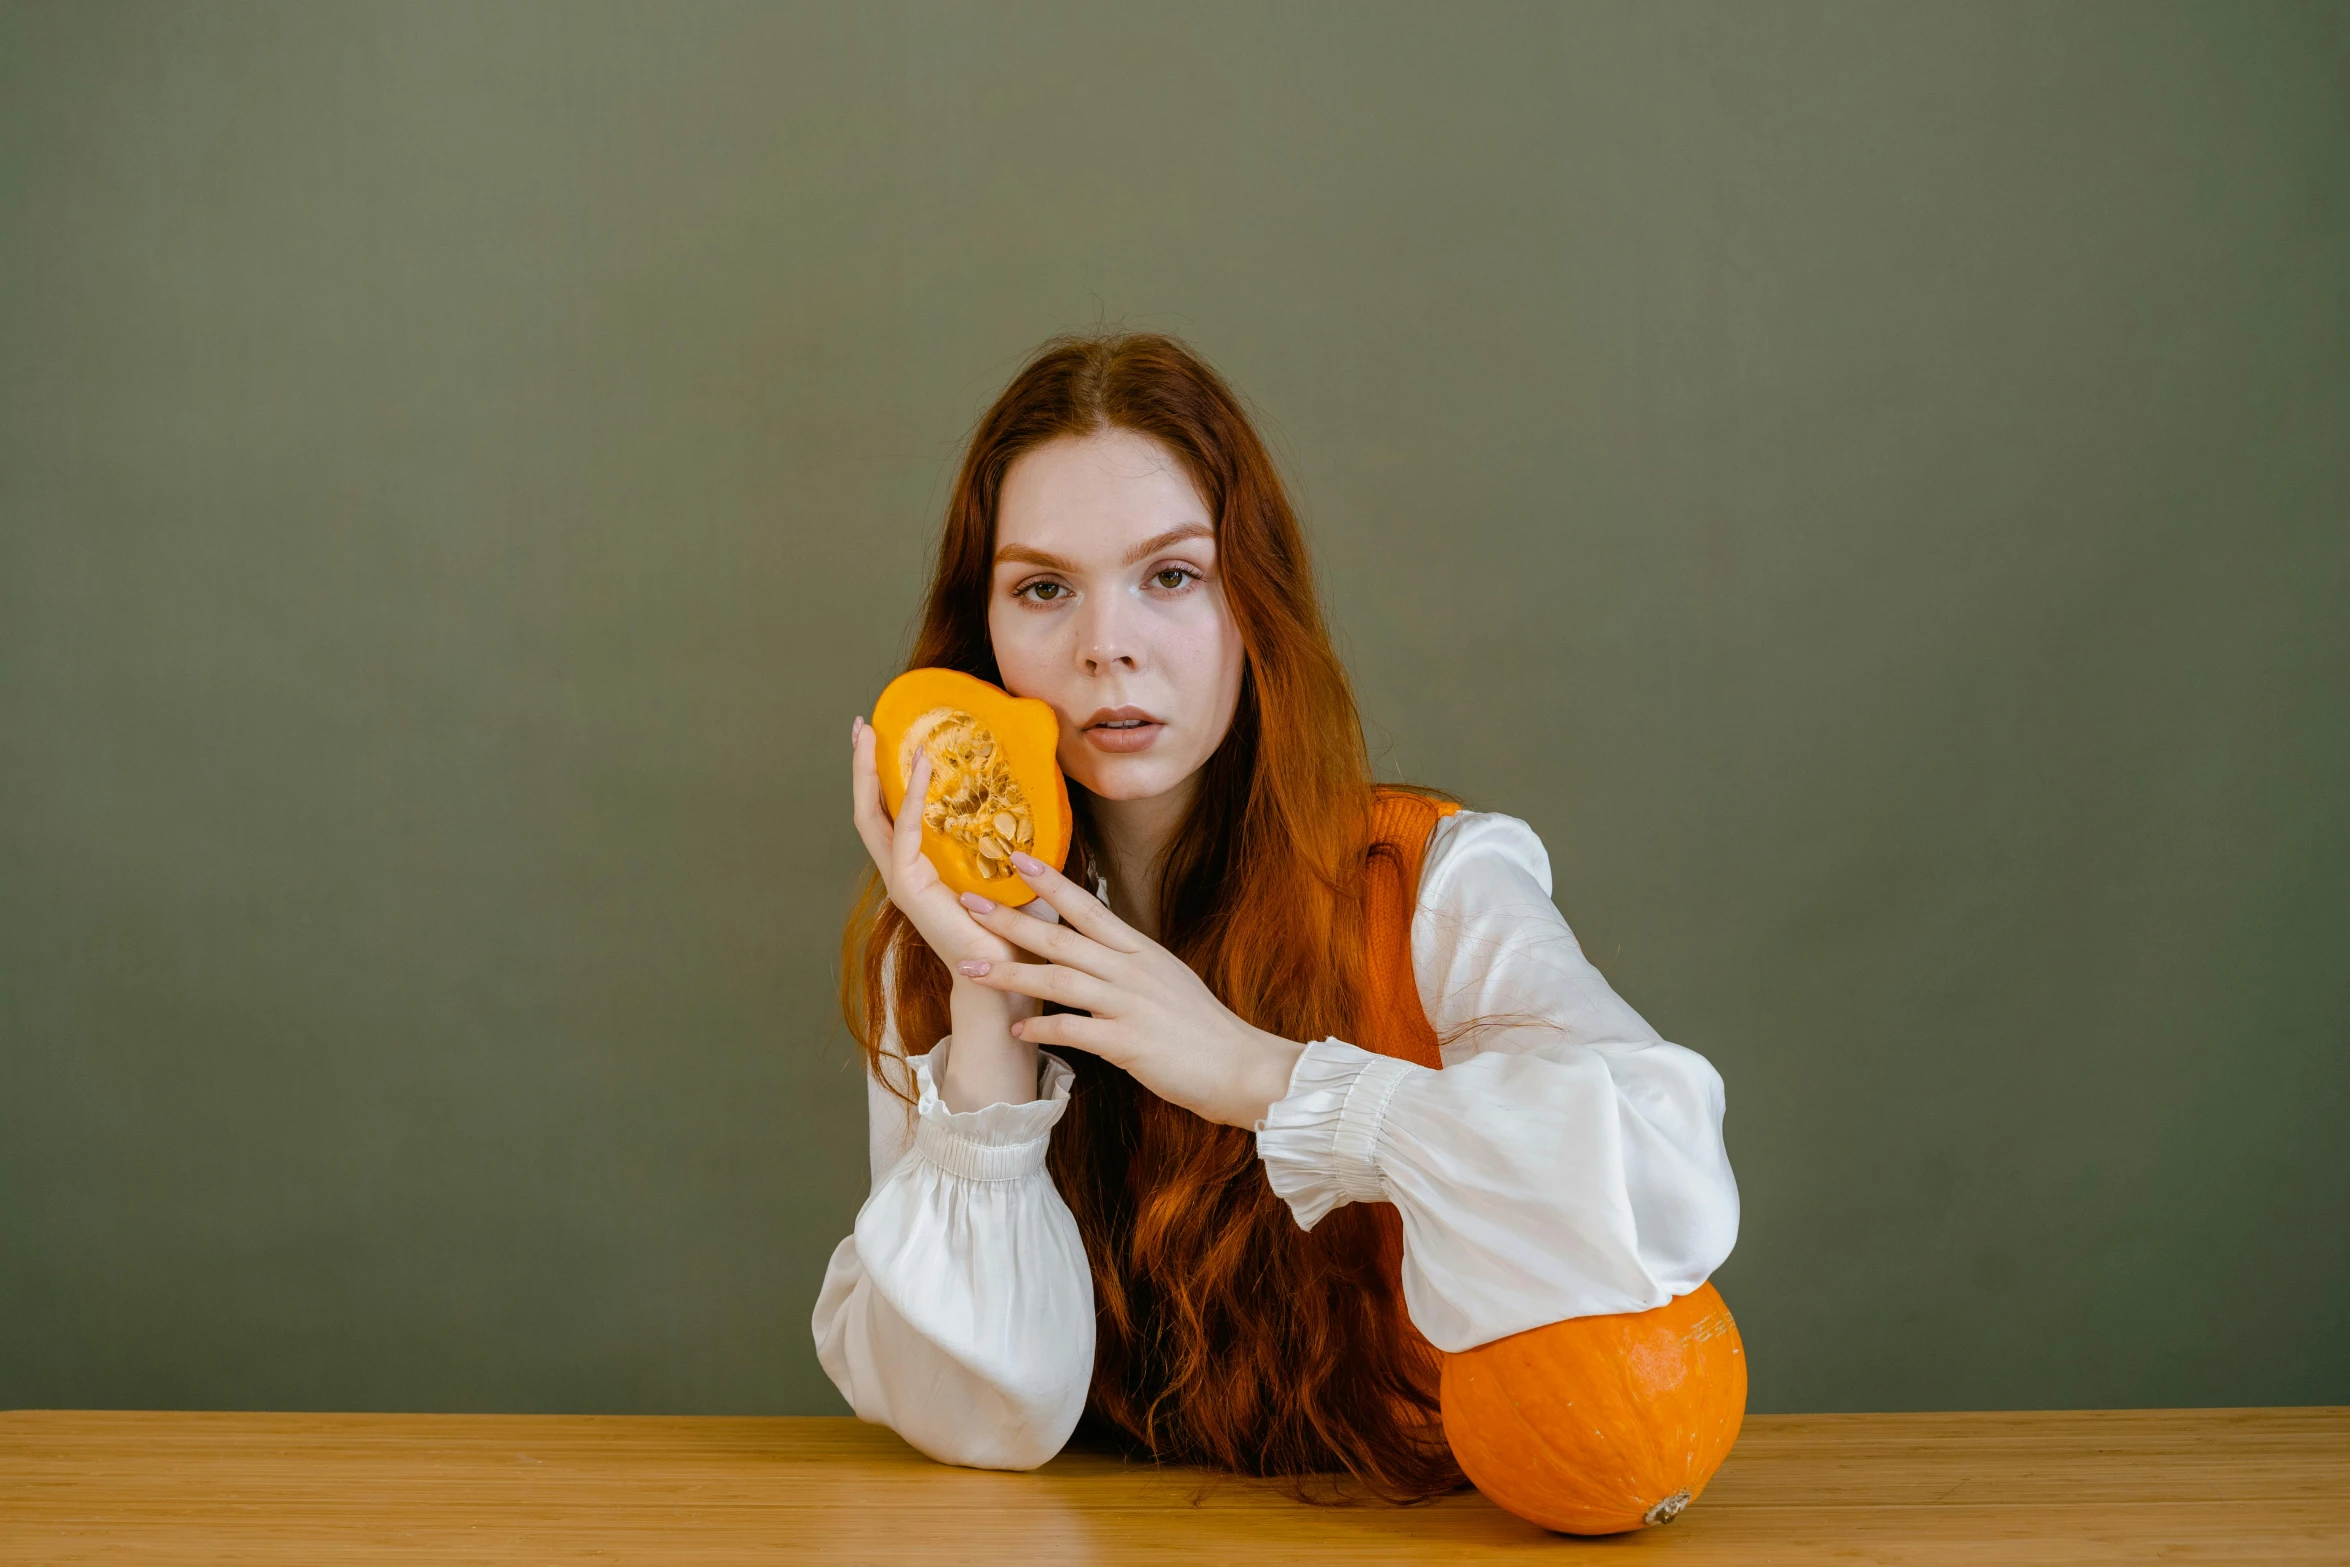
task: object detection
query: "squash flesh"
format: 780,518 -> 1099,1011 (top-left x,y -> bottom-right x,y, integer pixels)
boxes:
871,668 -> 1071,907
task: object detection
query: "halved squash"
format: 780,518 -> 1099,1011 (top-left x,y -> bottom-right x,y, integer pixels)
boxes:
1439,1281 -> 1747,1535
871,667 -> 1072,908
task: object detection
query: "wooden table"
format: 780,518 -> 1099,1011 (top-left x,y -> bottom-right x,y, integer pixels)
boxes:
3,1407 -> 2344,1563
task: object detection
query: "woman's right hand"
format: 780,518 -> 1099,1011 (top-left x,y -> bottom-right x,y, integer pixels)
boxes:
851,713 -> 1051,968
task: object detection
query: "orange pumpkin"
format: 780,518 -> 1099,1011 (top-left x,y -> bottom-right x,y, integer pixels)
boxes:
1440,1281 -> 1746,1535
871,667 -> 1072,908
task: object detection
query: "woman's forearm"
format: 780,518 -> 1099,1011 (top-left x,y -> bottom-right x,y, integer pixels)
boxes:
940,977 -> 1043,1112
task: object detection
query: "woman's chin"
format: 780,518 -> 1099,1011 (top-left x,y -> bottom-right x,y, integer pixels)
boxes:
1064,752 -> 1193,803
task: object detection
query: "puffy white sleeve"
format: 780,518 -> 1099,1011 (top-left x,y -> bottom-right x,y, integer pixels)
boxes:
808,997 -> 1096,1470
1252,810 -> 1740,1352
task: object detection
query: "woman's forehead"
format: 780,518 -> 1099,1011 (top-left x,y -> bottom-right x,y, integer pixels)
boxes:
996,430 -> 1213,565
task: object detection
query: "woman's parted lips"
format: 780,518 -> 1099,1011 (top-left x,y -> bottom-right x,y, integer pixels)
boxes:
1080,704 -> 1164,730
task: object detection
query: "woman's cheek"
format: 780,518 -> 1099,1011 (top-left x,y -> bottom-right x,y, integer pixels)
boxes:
1145,596 -> 1226,687
987,607 -> 1055,695
991,612 -> 1093,763
1154,594 -> 1245,722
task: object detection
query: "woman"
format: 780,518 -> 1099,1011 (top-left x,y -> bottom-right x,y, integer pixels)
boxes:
811,331 -> 1738,1504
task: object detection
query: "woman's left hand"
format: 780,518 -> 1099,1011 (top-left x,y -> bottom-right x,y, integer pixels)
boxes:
952,850 -> 1309,1130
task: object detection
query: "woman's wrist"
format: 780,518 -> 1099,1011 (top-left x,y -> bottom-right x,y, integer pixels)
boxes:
940,977 -> 1042,1113
1239,1030 -> 1309,1129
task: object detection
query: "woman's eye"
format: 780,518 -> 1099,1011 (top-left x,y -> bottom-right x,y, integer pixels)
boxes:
1152,567 -> 1198,591
1019,581 -> 1068,602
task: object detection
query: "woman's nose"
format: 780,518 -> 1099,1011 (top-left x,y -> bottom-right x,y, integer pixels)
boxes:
1077,597 -> 1140,675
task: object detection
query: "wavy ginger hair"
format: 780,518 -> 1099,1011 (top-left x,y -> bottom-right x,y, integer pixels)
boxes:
840,331 -> 1466,1504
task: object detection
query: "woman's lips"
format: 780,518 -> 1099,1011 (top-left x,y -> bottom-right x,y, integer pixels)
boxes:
1083,717 -> 1165,753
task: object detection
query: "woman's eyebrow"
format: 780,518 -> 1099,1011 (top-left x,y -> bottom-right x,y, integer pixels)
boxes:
994,544 -> 1075,570
1121,524 -> 1213,566
994,524 -> 1215,573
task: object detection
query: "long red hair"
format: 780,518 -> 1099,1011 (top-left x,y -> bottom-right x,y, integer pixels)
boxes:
839,331 -> 1467,1504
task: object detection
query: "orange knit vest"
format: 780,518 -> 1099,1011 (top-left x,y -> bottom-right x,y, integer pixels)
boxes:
1357,788 -> 1458,1072
1354,787 -> 1459,1362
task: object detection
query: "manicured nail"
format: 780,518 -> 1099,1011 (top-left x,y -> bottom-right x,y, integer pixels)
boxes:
959,891 -> 996,914
1009,850 -> 1046,876
957,959 -> 990,977
1007,1017 -> 1026,1038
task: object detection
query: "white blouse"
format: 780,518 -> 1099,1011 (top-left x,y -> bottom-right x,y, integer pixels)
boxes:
809,810 -> 1740,1472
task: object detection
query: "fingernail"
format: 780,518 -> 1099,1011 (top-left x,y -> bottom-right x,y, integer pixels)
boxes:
957,959 -> 989,977
1009,850 -> 1046,875
959,891 -> 996,913
1007,1018 -> 1025,1038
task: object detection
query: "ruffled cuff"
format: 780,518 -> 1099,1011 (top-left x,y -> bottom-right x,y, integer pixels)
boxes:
1253,1036 -> 1424,1231
907,1038 -> 1075,1182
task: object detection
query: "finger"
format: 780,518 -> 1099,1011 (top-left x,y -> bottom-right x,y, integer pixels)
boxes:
960,890 -> 1118,976
849,719 -> 895,869
954,959 -> 1115,1014
998,895 -> 1062,962
1008,1008 -> 1117,1056
1006,850 -> 1143,952
892,746 -> 931,873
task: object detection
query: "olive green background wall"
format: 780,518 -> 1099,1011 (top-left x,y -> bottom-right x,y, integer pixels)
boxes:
3,1 -> 2343,1418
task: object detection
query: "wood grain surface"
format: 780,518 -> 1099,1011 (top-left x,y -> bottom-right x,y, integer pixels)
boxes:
3,1407 -> 2344,1564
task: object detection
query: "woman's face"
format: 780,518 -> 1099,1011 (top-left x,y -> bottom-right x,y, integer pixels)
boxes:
988,429 -> 1245,803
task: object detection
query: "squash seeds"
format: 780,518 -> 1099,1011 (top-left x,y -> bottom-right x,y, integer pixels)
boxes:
900,706 -> 1038,881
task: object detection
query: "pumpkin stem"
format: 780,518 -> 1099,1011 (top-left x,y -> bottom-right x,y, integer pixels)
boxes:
1643,1490 -> 1693,1527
